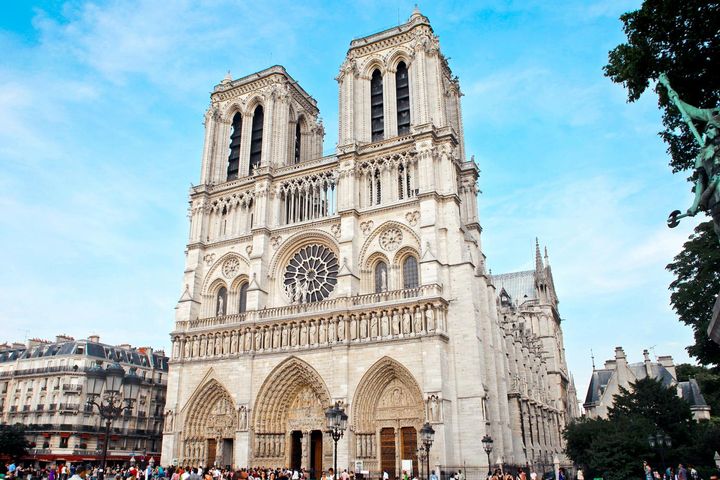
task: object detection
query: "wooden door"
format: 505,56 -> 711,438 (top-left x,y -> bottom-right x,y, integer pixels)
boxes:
207,438 -> 217,466
380,428 -> 396,478
400,427 -> 418,476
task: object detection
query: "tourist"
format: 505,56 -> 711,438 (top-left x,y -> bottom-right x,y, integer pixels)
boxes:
69,466 -> 88,480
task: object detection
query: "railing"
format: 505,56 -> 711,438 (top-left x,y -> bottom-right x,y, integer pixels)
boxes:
177,284 -> 443,332
0,365 -> 91,379
62,383 -> 83,392
58,403 -> 80,412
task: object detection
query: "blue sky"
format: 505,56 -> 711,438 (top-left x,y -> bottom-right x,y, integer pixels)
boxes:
0,0 -> 703,403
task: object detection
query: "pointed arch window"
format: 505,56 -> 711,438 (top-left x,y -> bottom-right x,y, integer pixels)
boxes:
216,287 -> 227,317
294,121 -> 302,164
371,69 -> 384,141
227,113 -> 242,180
249,105 -> 264,174
402,256 -> 419,289
238,283 -> 249,313
396,62 -> 410,135
374,261 -> 388,293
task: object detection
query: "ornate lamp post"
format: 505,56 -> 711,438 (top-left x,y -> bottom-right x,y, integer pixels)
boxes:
647,431 -> 672,475
481,435 -> 494,478
86,363 -> 141,480
325,402 -> 348,480
420,422 -> 434,480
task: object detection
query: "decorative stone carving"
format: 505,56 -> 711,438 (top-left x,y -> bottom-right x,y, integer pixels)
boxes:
238,405 -> 248,431
405,211 -> 420,227
360,220 -> 374,235
379,227 -> 403,251
222,256 -> 240,278
203,253 -> 216,266
427,394 -> 441,422
271,236 -> 282,250
330,223 -> 341,239
246,244 -> 253,255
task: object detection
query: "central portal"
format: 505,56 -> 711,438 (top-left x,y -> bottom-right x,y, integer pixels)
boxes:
252,358 -> 333,469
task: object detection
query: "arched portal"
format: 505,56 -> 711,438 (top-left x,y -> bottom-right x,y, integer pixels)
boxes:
182,378 -> 237,467
253,357 -> 332,475
352,357 -> 425,477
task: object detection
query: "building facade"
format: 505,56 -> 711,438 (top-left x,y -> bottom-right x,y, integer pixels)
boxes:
0,335 -> 168,466
163,9 -> 577,474
584,347 -> 711,422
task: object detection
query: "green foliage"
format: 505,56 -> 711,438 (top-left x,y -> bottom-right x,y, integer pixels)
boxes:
564,378 -> 720,477
0,423 -> 29,459
667,221 -> 720,366
676,363 -> 720,416
604,0 -> 720,172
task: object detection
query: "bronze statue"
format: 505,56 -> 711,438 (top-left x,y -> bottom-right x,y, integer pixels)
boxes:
660,73 -> 720,243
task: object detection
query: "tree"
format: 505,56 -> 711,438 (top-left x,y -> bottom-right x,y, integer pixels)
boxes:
605,0 -> 720,366
564,378 -> 719,477
667,221 -> 720,366
0,423 -> 29,459
604,0 -> 720,172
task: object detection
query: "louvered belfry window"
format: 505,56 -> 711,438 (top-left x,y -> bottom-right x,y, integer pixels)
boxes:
396,62 -> 410,135
371,69 -> 384,141
227,113 -> 242,180
294,121 -> 302,164
249,105 -> 264,174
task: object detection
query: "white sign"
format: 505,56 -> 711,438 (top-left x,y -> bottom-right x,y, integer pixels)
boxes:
401,460 -> 413,476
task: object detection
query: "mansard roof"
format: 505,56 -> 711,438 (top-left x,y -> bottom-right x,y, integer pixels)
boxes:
0,338 -> 168,371
491,270 -> 537,305
583,358 -> 707,410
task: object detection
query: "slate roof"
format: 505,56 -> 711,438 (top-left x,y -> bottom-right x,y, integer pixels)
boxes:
491,270 -> 537,304
0,339 -> 168,371
584,360 -> 707,409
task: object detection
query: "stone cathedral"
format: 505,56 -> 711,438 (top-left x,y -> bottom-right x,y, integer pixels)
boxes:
162,9 -> 579,475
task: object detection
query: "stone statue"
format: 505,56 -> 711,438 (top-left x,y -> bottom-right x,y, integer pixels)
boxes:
381,311 -> 390,337
392,310 -> 401,335
370,312 -> 379,337
238,406 -> 248,430
328,319 -> 336,343
164,409 -> 174,431
217,295 -> 225,316
402,308 -> 412,334
429,396 -> 439,421
309,321 -> 317,344
379,268 -> 387,292
254,330 -> 262,350
426,306 -> 436,332
337,317 -> 345,340
414,307 -> 424,333
660,74 -> 720,242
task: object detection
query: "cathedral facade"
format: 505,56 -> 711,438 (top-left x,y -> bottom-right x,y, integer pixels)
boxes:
162,9 -> 577,475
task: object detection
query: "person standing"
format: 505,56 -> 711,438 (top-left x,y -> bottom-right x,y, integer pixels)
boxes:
677,464 -> 688,480
69,466 -> 88,480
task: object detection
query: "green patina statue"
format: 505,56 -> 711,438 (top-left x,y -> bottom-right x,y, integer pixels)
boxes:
660,73 -> 720,244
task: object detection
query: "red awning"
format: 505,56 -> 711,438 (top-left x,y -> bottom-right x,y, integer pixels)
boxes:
60,433 -> 71,438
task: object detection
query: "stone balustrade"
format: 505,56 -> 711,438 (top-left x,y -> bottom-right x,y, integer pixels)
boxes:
171,285 -> 447,361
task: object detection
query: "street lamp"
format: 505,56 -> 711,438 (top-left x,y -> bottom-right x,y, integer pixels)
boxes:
647,431 -> 672,475
481,435 -> 494,478
420,422 -> 434,480
86,363 -> 141,480
325,401 -> 348,480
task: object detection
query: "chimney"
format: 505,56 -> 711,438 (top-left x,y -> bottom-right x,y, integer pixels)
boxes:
0,343 -> 10,351
604,359 -> 616,370
643,349 -> 653,377
118,344 -> 131,350
657,355 -> 676,382
56,334 -> 74,343
88,335 -> 100,343
11,342 -> 25,350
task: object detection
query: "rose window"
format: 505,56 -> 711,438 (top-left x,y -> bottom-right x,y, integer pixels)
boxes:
284,245 -> 339,303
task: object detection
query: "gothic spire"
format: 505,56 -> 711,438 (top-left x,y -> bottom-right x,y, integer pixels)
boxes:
535,237 -> 544,273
